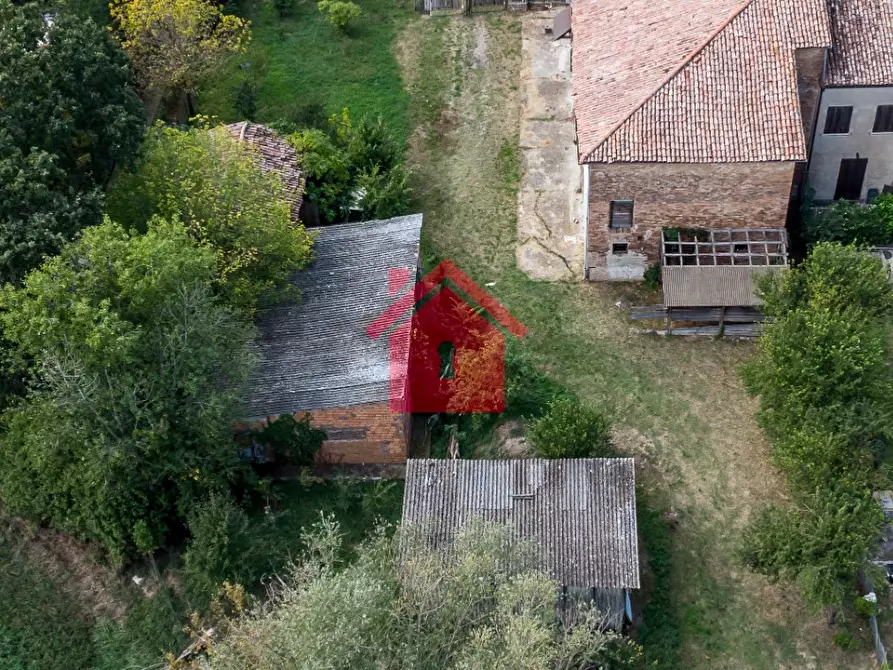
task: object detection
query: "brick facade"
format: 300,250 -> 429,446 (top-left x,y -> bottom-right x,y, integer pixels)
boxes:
585,161 -> 796,280
303,402 -> 410,464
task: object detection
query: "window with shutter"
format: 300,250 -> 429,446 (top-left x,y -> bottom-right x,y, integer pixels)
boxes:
874,105 -> 893,133
824,106 -> 853,134
609,200 -> 633,229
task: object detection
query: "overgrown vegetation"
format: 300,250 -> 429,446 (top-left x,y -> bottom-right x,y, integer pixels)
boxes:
0,219 -> 256,561
286,109 -> 412,224
193,520 -> 643,669
739,243 -> 892,609
803,193 -> 893,247
107,122 -> 315,314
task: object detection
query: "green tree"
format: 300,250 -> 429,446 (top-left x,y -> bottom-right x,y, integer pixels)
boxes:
0,0 -> 143,284
107,123 -> 315,314
110,0 -> 249,112
740,486 -> 885,610
199,520 -> 642,669
0,218 -> 255,560
739,243 -> 893,609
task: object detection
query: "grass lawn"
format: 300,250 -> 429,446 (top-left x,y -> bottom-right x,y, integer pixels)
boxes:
197,0 -> 415,144
396,13 -> 876,669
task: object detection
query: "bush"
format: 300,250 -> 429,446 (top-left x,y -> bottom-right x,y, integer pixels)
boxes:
255,413 -> 327,467
804,195 -> 893,247
357,164 -> 412,220
183,494 -> 263,605
643,263 -> 661,291
317,0 -> 361,30
233,79 -> 257,119
529,396 -> 612,459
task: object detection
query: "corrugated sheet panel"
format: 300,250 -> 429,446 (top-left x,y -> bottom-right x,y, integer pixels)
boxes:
662,266 -> 785,307
402,458 -> 640,589
241,215 -> 422,419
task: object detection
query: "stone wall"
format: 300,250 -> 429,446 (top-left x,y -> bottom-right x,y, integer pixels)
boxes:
585,161 -> 796,280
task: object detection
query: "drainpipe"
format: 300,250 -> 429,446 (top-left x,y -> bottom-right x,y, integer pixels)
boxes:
582,163 -> 590,279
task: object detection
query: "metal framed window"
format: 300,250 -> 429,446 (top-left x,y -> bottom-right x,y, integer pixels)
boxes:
609,200 -> 633,229
824,106 -> 853,134
874,105 -> 893,133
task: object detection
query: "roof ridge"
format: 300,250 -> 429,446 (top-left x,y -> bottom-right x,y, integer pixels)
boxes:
581,0 -> 757,163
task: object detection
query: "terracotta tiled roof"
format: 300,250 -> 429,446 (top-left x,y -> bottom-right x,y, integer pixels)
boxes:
826,0 -> 893,87
222,122 -> 305,221
573,0 -> 831,164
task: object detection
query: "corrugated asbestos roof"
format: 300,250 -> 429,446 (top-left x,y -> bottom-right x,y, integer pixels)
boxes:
662,266 -> 785,307
222,122 -> 305,221
401,458 -> 640,589
825,0 -> 893,87
241,215 -> 422,420
572,0 -> 831,163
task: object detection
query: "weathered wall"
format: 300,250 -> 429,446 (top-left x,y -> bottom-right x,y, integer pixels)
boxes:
809,86 -> 893,202
795,47 -> 827,151
585,162 -> 796,280
305,402 -> 410,464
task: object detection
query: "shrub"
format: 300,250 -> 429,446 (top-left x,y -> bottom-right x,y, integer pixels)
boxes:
317,0 -> 361,30
832,630 -> 862,650
233,79 -> 257,119
183,494 -> 261,605
803,194 -> 893,247
357,164 -> 412,220
529,396 -> 612,459
643,263 -> 661,291
255,413 -> 327,467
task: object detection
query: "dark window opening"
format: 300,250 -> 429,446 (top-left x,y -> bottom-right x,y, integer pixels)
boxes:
834,157 -> 868,200
733,243 -> 748,254
438,341 -> 455,379
609,200 -> 633,229
612,243 -> 629,255
874,105 -> 893,133
824,106 -> 853,134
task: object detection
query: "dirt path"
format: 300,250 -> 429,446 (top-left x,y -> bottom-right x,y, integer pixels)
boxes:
396,13 -> 875,670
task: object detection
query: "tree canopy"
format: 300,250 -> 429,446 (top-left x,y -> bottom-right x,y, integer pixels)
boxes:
107,123 -> 315,313
196,520 -> 642,670
803,194 -> 893,247
0,218 -> 255,560
0,0 -> 144,284
110,0 -> 250,102
739,243 -> 893,608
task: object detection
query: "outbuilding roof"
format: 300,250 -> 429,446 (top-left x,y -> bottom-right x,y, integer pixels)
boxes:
572,0 -> 831,164
401,458 -> 640,590
825,0 -> 893,87
241,215 -> 422,420
222,122 -> 305,221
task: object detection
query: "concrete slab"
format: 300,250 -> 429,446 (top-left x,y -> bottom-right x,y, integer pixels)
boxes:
516,14 -> 583,281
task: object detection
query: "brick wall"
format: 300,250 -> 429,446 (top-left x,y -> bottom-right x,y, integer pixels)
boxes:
304,402 -> 410,464
586,161 -> 796,280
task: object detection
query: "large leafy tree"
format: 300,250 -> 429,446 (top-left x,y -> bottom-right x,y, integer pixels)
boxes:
107,123 -> 315,314
196,520 -> 642,669
110,0 -> 249,110
739,243 -> 893,609
0,219 -> 255,560
0,0 -> 144,284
